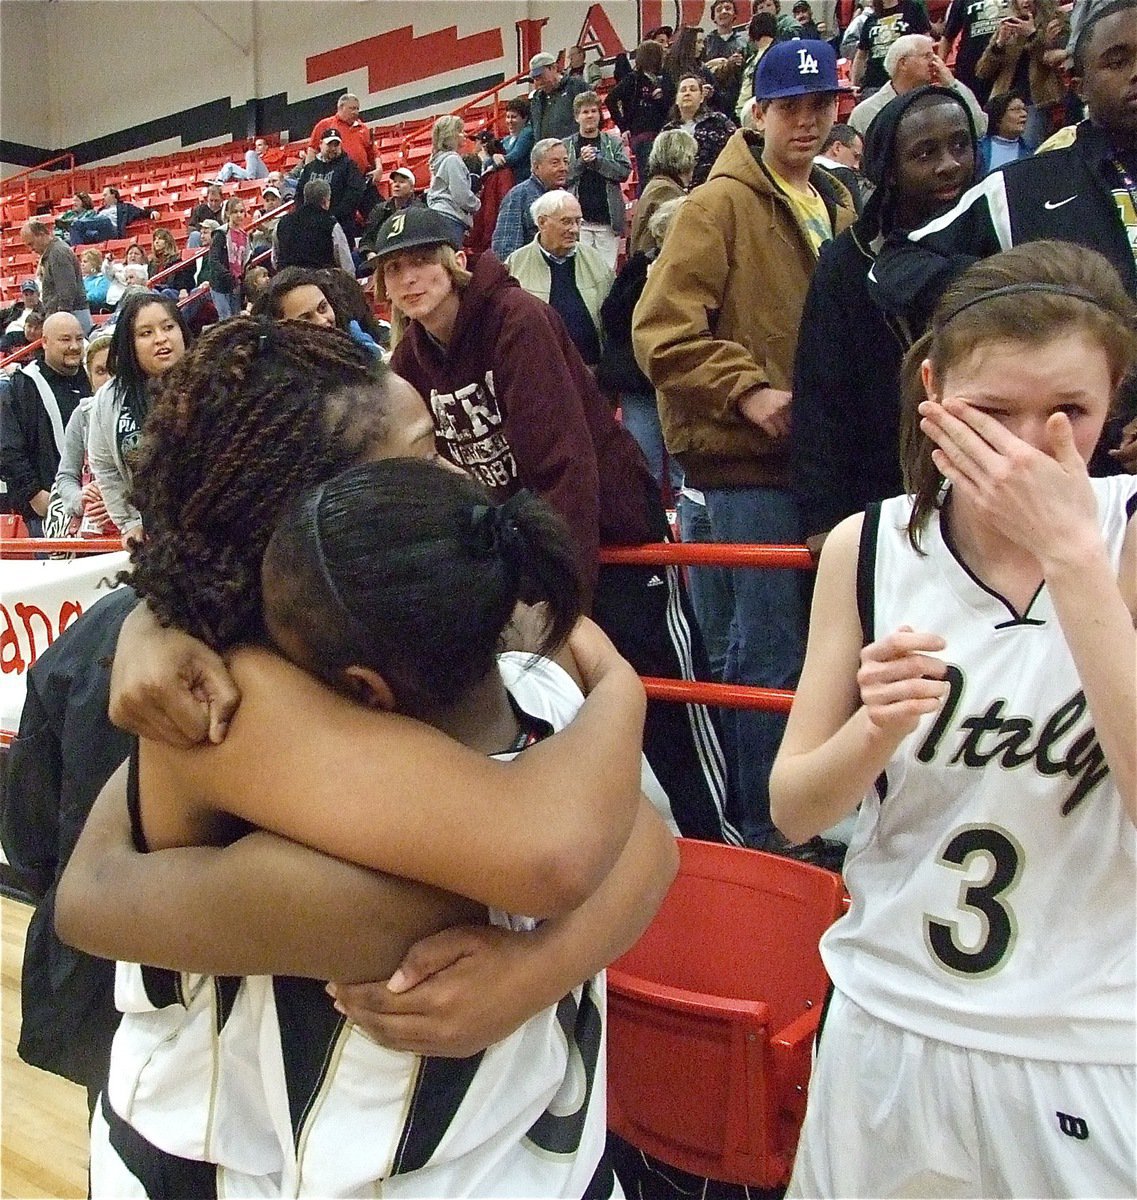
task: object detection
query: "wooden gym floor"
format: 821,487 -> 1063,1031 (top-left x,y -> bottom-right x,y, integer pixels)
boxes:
1,895 -> 88,1198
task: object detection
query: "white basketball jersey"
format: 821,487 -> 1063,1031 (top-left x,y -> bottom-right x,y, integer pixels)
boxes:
822,479 -> 1137,1065
109,655 -> 611,1197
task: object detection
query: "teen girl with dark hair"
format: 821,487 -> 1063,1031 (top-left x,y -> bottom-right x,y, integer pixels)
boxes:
50,318 -> 673,1196
774,241 -> 1137,1197
86,291 -> 191,544
254,266 -> 386,354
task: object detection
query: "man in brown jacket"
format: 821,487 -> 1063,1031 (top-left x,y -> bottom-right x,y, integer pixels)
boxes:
633,39 -> 855,855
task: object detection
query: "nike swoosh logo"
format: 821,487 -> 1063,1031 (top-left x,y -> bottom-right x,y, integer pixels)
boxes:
1043,196 -> 1078,210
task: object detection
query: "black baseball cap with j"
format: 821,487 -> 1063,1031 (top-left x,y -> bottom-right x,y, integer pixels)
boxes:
365,207 -> 457,270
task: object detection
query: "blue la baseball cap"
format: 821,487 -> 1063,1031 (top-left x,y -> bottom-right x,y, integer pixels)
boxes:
753,39 -> 848,100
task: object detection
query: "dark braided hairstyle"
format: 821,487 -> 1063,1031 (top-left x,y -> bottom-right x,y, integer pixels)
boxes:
128,317 -> 395,650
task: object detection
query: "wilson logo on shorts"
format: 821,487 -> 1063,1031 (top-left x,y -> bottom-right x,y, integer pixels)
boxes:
1056,1112 -> 1089,1140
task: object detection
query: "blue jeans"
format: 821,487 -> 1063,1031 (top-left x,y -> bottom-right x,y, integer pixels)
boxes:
69,217 -> 116,245
210,290 -> 235,319
677,492 -> 731,682
620,391 -> 682,493
431,211 -> 469,249
703,485 -> 806,847
214,151 -> 269,183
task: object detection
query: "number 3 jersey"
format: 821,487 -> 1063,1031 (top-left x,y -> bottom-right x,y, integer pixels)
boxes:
821,479 -> 1137,1066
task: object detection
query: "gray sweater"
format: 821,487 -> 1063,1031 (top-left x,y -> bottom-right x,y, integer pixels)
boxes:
427,150 -> 481,228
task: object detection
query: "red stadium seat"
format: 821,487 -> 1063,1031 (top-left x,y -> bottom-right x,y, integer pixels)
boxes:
606,839 -> 846,1189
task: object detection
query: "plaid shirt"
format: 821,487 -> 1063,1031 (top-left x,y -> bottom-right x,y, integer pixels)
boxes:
490,175 -> 547,261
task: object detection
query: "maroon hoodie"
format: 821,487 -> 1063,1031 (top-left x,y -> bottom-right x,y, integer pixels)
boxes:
391,252 -> 661,596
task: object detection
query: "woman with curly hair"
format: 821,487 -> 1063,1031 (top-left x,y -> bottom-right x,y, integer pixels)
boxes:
86,291 -> 191,544
47,317 -> 669,1196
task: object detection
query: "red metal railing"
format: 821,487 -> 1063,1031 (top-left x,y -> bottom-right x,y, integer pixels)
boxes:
396,68 -> 529,165
0,537 -> 812,715
1,152 -> 78,197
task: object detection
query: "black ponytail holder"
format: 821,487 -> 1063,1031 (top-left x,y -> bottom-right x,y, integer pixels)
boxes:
468,491 -> 531,565
254,316 -> 275,355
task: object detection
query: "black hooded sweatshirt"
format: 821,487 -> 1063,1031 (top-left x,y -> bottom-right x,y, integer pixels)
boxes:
791,87 -> 978,541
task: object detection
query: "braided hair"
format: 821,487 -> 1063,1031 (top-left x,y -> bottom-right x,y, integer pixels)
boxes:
128,317 -> 395,649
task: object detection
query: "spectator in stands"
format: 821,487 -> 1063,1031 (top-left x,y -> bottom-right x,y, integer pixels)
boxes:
80,250 -> 111,313
528,51 -> 590,140
66,190 -> 118,245
57,193 -> 97,242
606,39 -> 674,191
254,265 -> 339,327
102,244 -> 150,309
977,91 -> 1032,174
254,266 -> 387,356
628,128 -> 697,255
974,0 -> 1069,147
849,33 -> 988,136
939,0 -> 1003,95
372,204 -> 737,845
703,0 -> 749,113
870,0 -> 1137,474
1,305 -> 43,364
0,313 -> 88,534
735,11 -> 780,120
506,189 -> 614,367
358,168 -> 425,256
852,0 -> 933,93
212,137 -> 273,184
0,279 -> 43,347
754,0 -> 800,39
426,115 -> 481,249
704,0 -> 749,61
316,266 -> 389,355
563,90 -> 631,270
791,0 -> 825,40
633,39 -> 857,857
488,97 -> 535,183
274,178 -> 354,273
96,186 -> 154,239
792,86 -> 978,553
815,123 -> 866,212
661,71 -> 738,186
664,27 -> 726,114
194,220 -> 222,291
296,130 -> 369,241
186,184 -> 225,248
310,92 -> 380,188
249,185 -> 282,256
491,137 -> 570,260
45,333 -> 118,540
20,219 -> 93,333
87,292 -> 191,543
565,42 -> 603,85
241,265 -> 271,313
209,197 -> 251,319
599,195 -> 687,493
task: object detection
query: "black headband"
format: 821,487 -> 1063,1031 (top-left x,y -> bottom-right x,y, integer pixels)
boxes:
940,282 -> 1113,327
